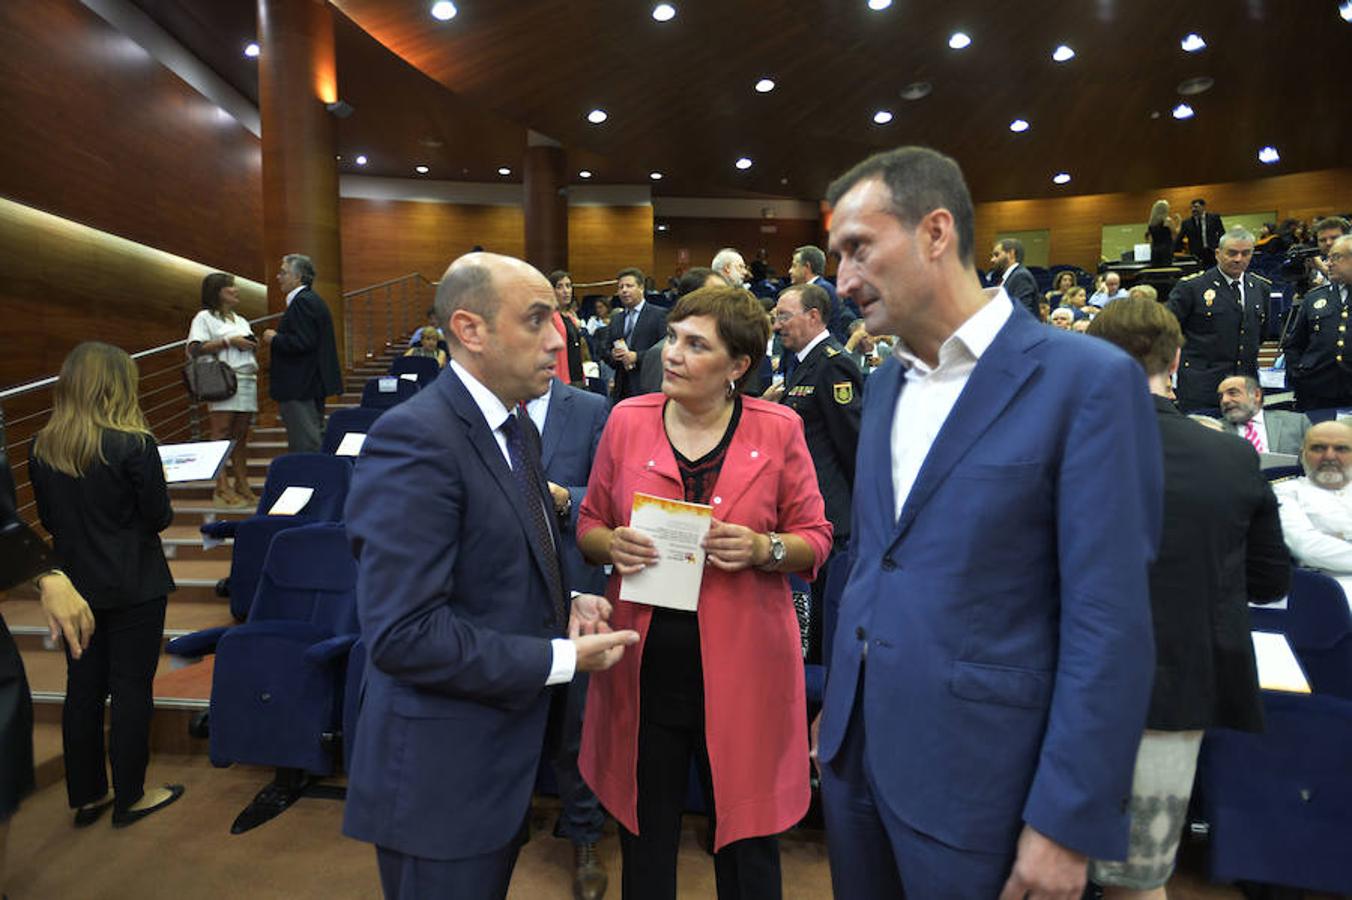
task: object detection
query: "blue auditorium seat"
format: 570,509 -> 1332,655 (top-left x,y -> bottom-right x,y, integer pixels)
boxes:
360,374 -> 419,409
192,453 -> 353,622
1262,464 -> 1302,482
388,354 -> 441,388
1196,691 -> 1352,894
321,407 -> 384,455
1250,567 -> 1352,699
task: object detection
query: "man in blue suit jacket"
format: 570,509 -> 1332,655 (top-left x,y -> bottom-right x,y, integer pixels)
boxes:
343,253 -> 637,899
815,148 -> 1162,898
525,377 -> 611,896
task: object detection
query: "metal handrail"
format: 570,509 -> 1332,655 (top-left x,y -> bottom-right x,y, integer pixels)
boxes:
342,273 -> 436,369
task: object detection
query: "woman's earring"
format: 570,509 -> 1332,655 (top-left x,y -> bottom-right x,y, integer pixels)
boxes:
726,379 -> 737,398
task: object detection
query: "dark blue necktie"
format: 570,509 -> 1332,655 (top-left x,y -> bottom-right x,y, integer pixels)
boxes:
500,411 -> 566,628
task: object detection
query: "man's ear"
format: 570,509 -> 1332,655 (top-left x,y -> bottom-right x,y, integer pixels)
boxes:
449,309 -> 487,353
919,208 -> 955,262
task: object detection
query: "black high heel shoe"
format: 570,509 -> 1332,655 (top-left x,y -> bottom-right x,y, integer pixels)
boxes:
73,796 -> 114,828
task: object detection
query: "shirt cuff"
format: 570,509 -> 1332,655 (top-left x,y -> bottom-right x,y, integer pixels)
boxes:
546,638 -> 577,686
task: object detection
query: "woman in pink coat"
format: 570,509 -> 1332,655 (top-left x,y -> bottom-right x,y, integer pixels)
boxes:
576,285 -> 832,899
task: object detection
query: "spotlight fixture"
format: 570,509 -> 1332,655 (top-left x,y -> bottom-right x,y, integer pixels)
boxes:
1052,172 -> 1071,184
1257,146 -> 1280,165
430,2 -> 457,22
1009,118 -> 1030,133
415,165 -> 430,174
1180,32 -> 1206,52
586,108 -> 608,124
578,170 -> 593,179
1341,0 -> 1352,22
873,110 -> 894,125
649,171 -> 663,181
244,42 -> 260,58
948,32 -> 972,50
656,223 -> 670,232
755,78 -> 776,93
652,3 -> 676,22
735,157 -> 753,170
497,167 -> 511,176
1052,44 -> 1074,62
1171,103 -> 1195,120
355,154 -> 368,165
868,0 -> 893,9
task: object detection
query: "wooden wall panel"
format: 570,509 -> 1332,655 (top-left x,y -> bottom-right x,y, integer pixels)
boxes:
972,167 -> 1352,272
0,0 -> 263,281
653,217 -> 821,286
568,207 -> 653,287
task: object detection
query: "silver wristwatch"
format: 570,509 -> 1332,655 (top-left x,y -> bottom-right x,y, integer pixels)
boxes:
766,532 -> 787,567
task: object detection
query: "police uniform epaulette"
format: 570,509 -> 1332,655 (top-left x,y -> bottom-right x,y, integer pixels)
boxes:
824,346 -> 839,357
1268,473 -> 1299,486
1178,271 -> 1205,281
1250,273 -> 1272,286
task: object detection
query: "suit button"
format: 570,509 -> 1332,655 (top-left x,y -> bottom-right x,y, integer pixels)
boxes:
881,557 -> 896,571
855,626 -> 866,641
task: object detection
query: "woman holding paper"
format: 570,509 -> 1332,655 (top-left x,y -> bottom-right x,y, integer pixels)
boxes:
29,342 -> 184,829
576,285 -> 832,899
188,272 -> 258,508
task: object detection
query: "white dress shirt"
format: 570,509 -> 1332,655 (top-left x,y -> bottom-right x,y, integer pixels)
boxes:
890,289 -> 1014,520
1273,476 -> 1352,615
796,329 -> 831,363
449,360 -> 576,684
285,284 -> 304,308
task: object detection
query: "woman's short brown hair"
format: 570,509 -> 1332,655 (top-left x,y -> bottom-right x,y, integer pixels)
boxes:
1085,296 -> 1184,377
668,286 -> 770,391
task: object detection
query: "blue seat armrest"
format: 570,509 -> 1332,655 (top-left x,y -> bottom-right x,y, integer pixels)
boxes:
201,520 -> 241,540
304,633 -> 359,666
165,626 -> 231,658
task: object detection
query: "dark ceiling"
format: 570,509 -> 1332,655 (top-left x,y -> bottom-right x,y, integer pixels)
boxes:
134,0 -> 1351,202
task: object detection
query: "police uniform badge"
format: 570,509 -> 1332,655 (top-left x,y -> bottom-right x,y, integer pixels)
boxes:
1203,288 -> 1215,307
833,382 -> 853,405
1314,298 -> 1328,310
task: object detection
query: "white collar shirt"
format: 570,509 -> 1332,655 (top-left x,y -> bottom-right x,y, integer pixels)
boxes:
1000,263 -> 1018,283
796,329 -> 831,363
285,284 -> 304,308
450,358 -> 514,468
889,289 -> 1013,520
524,382 -> 553,438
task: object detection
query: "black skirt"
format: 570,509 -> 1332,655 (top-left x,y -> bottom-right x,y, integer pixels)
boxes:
0,615 -> 35,819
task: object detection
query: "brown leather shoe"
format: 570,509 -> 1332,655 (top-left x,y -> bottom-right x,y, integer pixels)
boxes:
572,842 -> 607,900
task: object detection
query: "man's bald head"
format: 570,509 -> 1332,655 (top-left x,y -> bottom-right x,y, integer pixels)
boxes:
1301,420 -> 1352,490
434,252 -> 550,340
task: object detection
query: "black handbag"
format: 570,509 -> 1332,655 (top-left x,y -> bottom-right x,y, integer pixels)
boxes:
183,355 -> 238,402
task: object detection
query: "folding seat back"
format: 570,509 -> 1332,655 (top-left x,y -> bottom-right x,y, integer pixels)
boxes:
360,375 -> 419,410
1252,567 -> 1352,698
388,355 -> 441,388
321,407 -> 384,455
255,453 -> 353,520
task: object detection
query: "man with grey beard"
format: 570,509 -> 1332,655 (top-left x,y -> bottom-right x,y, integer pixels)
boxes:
1216,375 -> 1310,454
1273,420 -> 1352,613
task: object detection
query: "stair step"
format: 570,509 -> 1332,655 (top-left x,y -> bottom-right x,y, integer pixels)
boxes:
2,599 -> 234,652
167,559 -> 232,602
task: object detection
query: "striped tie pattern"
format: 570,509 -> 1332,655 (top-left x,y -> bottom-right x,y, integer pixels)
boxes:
1243,419 -> 1264,453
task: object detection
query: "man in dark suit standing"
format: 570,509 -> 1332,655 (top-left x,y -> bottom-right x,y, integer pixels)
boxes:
817,147 -> 1161,897
988,238 -> 1040,317
1086,297 -> 1288,893
790,244 -> 858,342
1282,234 -> 1352,411
604,267 -> 667,401
524,376 -> 611,899
342,253 -> 637,899
1176,198 -> 1226,268
1167,227 -> 1269,412
262,253 -> 343,453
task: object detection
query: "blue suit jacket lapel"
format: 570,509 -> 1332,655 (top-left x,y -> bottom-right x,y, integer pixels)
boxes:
890,312 -> 1043,547
859,360 -> 902,539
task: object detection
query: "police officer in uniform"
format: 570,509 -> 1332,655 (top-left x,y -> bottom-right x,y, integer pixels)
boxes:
1167,226 -> 1269,412
1284,234 -> 1352,412
763,282 -> 862,661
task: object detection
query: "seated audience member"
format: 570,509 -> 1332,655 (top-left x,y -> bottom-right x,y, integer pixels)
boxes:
843,319 -> 887,372
1127,284 -> 1158,303
408,306 -> 444,347
1217,375 -> 1309,454
1273,421 -> 1352,612
1089,272 -> 1129,307
1045,270 -> 1077,305
1038,300 -> 1051,322
1059,285 -> 1089,315
1086,297 -> 1289,898
403,326 -> 448,368
1072,319 -> 1091,334
1048,307 -> 1075,330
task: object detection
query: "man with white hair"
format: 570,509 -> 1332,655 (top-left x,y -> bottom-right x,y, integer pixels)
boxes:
1273,419 -> 1352,613
1167,226 -> 1271,412
1048,307 -> 1075,330
1089,272 -> 1128,307
711,247 -> 749,289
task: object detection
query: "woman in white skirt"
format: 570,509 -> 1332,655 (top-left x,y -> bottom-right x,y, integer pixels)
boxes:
188,273 -> 258,507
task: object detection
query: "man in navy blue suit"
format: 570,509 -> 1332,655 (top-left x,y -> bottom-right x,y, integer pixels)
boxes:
814,147 -> 1162,898
343,253 -> 637,900
524,377 -> 611,898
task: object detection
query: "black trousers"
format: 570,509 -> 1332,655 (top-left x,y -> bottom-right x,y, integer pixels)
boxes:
63,596 -> 166,812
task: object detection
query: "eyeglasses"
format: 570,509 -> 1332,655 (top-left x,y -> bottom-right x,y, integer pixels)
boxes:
772,310 -> 803,324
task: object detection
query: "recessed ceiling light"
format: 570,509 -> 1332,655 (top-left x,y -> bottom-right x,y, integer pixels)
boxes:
430,2 -> 457,22
1341,0 -> 1352,22
1009,118 -> 1030,133
1257,146 -> 1280,165
415,165 -> 429,174
497,167 -> 511,176
873,110 -> 894,125
586,108 -> 608,124
948,31 -> 972,50
355,154 -> 368,165
649,171 -> 663,181
735,157 -> 753,170
1171,103 -> 1194,120
652,3 -> 676,22
656,224 -> 670,232
578,170 -> 593,179
1052,172 -> 1071,184
755,78 -> 776,93
900,81 -> 932,101
868,0 -> 892,9
1180,32 -> 1206,52
244,42 -> 260,58
1051,44 -> 1074,62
